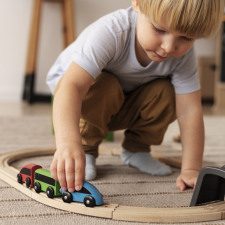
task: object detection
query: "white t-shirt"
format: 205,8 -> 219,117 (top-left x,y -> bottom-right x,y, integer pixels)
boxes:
47,7 -> 200,94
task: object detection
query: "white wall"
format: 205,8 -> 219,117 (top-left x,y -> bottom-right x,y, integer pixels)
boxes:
0,0 -> 31,101
0,0 -> 218,102
0,0 -> 131,101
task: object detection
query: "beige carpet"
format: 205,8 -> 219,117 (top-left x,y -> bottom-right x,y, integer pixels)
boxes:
0,103 -> 225,225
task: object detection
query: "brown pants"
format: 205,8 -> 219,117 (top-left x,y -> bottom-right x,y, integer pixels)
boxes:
80,72 -> 176,157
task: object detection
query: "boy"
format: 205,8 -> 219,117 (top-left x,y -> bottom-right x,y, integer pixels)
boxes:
47,0 -> 225,193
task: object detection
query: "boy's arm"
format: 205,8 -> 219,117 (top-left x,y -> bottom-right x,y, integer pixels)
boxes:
175,90 -> 204,191
51,62 -> 94,192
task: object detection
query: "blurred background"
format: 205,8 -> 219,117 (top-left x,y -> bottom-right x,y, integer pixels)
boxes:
0,0 -> 224,111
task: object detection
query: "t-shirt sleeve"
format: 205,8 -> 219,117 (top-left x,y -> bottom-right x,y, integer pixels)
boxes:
70,20 -> 118,79
46,17 -> 118,93
171,47 -> 200,94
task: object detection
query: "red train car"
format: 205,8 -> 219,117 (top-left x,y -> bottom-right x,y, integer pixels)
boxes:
17,164 -> 42,188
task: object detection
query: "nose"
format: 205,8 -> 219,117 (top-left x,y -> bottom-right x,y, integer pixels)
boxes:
161,35 -> 177,54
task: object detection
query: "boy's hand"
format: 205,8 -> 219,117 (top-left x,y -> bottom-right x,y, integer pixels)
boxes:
50,143 -> 86,192
176,169 -> 199,191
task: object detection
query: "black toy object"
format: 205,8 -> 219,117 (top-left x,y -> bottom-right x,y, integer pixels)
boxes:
190,165 -> 225,206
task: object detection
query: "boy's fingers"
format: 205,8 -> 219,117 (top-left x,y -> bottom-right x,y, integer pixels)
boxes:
191,177 -> 198,187
179,183 -> 186,191
74,160 -> 85,191
65,159 -> 75,192
57,159 -> 67,190
50,159 -> 58,181
176,177 -> 186,191
185,177 -> 197,189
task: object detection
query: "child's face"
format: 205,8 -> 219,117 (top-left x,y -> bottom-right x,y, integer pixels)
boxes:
135,12 -> 195,64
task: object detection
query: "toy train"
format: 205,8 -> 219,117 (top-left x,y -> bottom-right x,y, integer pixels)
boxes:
17,164 -> 104,207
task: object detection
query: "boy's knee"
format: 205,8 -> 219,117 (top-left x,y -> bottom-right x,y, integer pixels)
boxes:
158,79 -> 175,104
141,79 -> 176,120
156,79 -> 176,121
81,72 -> 124,120
150,79 -> 175,102
87,72 -> 123,100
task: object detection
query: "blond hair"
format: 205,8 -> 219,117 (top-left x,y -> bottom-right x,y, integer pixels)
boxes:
138,0 -> 225,38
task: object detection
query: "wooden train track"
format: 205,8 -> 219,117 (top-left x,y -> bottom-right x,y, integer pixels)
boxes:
1,148 -> 225,223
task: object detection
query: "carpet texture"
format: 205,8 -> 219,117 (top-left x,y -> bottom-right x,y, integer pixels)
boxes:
0,104 -> 225,225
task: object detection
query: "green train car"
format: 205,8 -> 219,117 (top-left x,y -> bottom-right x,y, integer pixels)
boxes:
34,168 -> 61,198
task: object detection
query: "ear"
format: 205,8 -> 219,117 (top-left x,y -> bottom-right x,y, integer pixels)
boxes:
132,0 -> 140,13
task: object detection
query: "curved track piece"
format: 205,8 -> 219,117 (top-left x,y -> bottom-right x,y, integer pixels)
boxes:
1,148 -> 225,223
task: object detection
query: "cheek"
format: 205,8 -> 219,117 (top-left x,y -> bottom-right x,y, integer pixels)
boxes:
138,30 -> 159,50
176,43 -> 194,57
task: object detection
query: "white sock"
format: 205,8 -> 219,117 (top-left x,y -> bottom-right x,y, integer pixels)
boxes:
85,154 -> 97,181
121,149 -> 172,176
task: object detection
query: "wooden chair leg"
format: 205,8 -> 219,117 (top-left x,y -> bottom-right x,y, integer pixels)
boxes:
23,0 -> 75,103
23,0 -> 43,103
61,0 -> 75,47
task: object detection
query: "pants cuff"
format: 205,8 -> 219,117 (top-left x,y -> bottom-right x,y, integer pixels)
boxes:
82,145 -> 99,158
122,138 -> 150,153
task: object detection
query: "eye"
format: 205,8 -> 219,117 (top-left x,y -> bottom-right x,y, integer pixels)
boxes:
181,36 -> 194,41
152,24 -> 165,34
